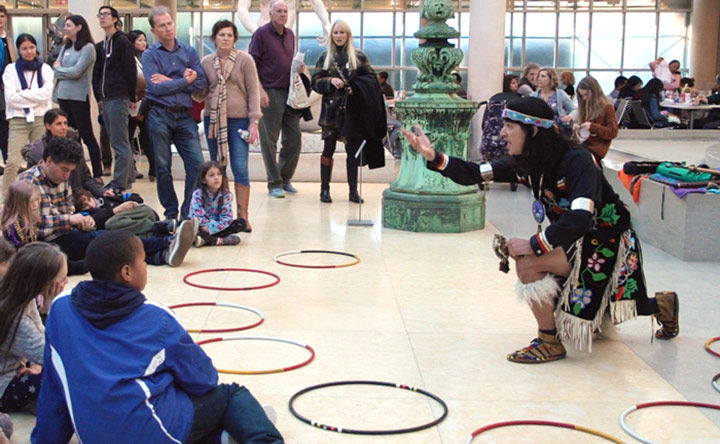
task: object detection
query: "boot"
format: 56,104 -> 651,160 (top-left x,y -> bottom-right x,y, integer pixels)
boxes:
152,219 -> 176,236
654,291 -> 679,339
320,156 -> 333,203
507,331 -> 567,363
346,155 -> 363,203
234,183 -> 252,232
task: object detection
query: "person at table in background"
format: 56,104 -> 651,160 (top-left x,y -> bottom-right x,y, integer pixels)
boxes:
649,57 -> 681,93
377,71 -> 394,100
619,75 -> 642,100
517,63 -> 539,97
639,78 -> 675,128
607,75 -> 627,103
559,71 -> 575,100
694,75 -> 720,129
574,76 -> 618,161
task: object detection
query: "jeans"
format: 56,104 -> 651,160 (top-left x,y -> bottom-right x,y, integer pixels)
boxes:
59,98 -> 103,178
204,116 -> 250,186
147,106 -> 204,220
258,88 -> 301,190
3,117 -> 44,195
187,383 -> 283,444
101,98 -> 133,190
52,229 -> 170,266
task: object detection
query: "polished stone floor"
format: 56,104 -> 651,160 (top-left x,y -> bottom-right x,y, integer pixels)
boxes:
7,169 -> 720,443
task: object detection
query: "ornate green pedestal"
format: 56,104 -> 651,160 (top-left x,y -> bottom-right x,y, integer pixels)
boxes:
382,0 -> 483,233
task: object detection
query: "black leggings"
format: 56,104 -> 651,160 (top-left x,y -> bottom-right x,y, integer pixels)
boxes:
58,98 -> 103,178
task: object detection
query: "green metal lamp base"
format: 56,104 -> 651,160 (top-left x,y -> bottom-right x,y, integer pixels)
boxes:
382,188 -> 485,233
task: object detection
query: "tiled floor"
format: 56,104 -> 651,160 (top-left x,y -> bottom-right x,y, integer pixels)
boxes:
7,168 -> 720,443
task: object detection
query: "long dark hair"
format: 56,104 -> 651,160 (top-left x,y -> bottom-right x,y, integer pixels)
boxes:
640,78 -> 664,107
63,15 -> 94,51
504,97 -> 572,177
619,75 -> 642,99
128,30 -> 147,57
0,243 -> 65,358
503,74 -> 519,93
15,33 -> 37,57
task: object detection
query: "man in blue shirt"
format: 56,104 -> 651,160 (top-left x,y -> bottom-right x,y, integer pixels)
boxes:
142,6 -> 206,221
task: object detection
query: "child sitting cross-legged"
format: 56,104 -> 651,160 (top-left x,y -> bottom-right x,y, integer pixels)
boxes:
190,161 -> 247,247
32,230 -> 283,444
73,189 -> 176,237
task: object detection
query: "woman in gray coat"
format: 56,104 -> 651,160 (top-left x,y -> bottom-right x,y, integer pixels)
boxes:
53,15 -> 102,181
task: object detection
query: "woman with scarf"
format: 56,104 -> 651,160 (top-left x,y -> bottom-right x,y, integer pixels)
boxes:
196,20 -> 260,232
53,15 -> 103,183
312,20 -> 378,204
2,33 -> 53,195
403,97 -> 679,363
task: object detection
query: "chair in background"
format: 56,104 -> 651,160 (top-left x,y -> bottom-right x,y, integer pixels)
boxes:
615,98 -> 629,126
630,99 -> 655,129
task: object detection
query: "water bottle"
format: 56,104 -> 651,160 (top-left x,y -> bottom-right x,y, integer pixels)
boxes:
238,129 -> 251,142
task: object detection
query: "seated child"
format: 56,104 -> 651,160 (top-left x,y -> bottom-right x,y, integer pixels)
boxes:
73,190 -> 175,236
32,231 -> 283,444
0,243 -> 68,416
1,182 -> 40,250
190,161 -> 247,247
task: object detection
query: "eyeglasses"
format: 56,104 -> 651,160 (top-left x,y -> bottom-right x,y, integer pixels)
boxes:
97,12 -> 112,18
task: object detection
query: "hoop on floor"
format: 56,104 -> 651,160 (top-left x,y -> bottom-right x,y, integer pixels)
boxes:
705,336 -> 720,358
273,250 -> 360,269
465,420 -> 623,443
168,302 -> 264,333
288,380 -> 448,435
183,268 -> 280,291
620,401 -> 720,444
196,336 -> 315,375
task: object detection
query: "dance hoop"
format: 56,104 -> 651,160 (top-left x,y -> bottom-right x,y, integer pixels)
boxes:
288,380 -> 448,435
620,401 -> 720,444
466,420 -> 623,443
273,250 -> 360,269
713,373 -> 720,394
196,336 -> 315,375
183,268 -> 280,291
168,302 -> 264,333
705,336 -> 720,358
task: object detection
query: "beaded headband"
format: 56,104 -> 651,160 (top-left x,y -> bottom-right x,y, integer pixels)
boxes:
501,109 -> 554,129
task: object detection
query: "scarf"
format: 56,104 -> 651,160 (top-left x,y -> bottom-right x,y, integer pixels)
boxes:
15,57 -> 44,115
207,49 -> 238,167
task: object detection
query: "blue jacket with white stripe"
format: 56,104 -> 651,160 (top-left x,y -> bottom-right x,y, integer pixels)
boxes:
31,281 -> 218,443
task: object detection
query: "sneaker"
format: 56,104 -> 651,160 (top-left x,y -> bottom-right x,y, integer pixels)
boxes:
165,220 -> 195,267
269,188 -> 285,198
506,332 -> 567,363
194,236 -> 206,248
190,217 -> 200,237
218,234 -> 241,246
282,183 -> 297,193
654,291 -> 679,339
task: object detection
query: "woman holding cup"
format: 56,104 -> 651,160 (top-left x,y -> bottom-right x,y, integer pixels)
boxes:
574,76 -> 618,161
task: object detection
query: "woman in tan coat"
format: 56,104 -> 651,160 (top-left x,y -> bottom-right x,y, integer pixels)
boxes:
195,19 -> 261,232
574,75 -> 618,161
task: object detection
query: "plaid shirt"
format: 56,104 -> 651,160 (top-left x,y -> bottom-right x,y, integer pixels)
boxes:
17,165 -> 74,241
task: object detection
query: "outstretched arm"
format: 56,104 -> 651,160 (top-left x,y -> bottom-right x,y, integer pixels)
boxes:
311,0 -> 331,46
237,0 -> 258,34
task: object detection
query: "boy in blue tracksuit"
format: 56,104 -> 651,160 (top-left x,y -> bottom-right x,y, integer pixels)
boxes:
32,230 -> 283,444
